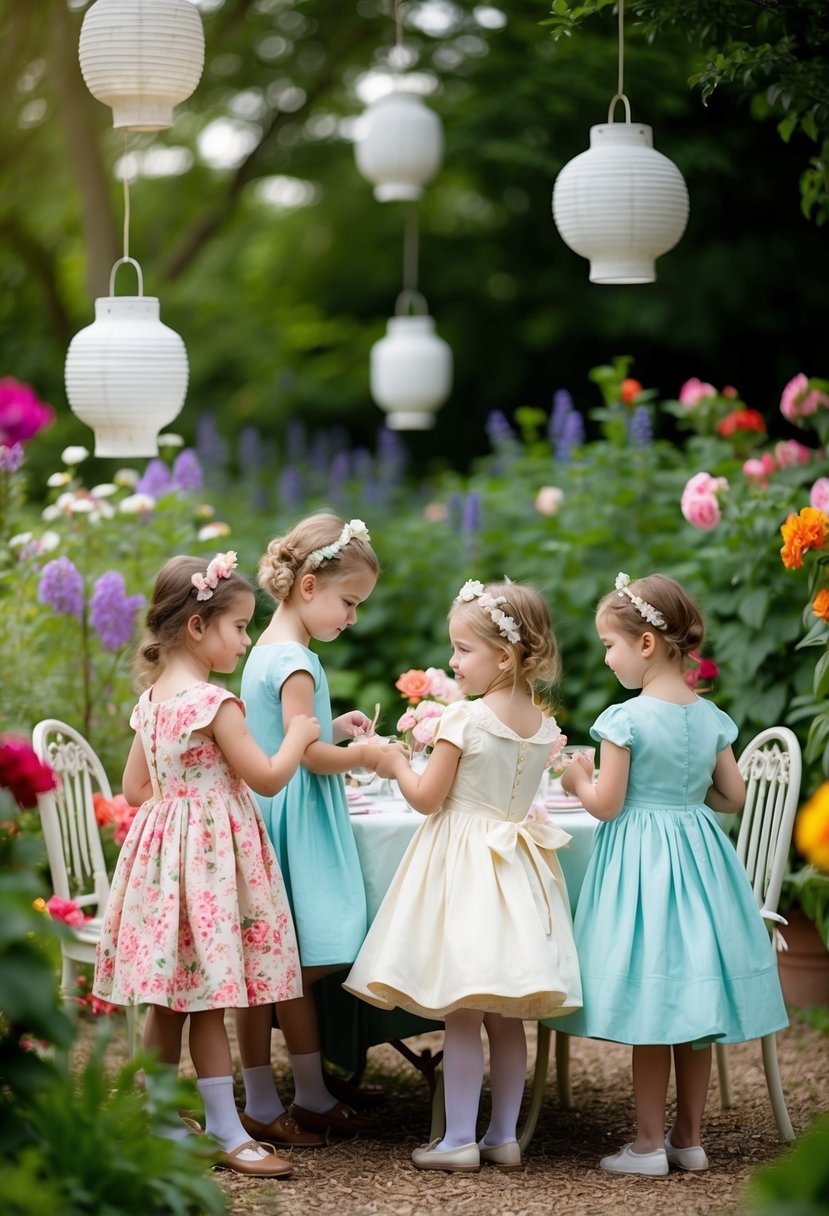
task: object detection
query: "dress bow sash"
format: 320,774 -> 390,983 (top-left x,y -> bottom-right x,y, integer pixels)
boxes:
486,818 -> 572,934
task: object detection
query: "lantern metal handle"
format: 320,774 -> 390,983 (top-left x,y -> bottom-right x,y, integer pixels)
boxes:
607,93 -> 632,124
108,256 -> 144,297
394,289 -> 429,316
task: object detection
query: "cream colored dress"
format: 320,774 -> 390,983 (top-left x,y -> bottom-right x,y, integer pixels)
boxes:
344,700 -> 582,1020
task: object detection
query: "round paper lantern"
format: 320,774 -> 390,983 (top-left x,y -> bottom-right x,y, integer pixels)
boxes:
552,114 -> 689,284
79,0 -> 205,130
355,91 -> 443,202
65,261 -> 189,457
370,314 -> 452,430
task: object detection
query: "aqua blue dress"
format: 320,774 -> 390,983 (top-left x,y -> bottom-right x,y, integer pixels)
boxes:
240,643 -> 367,968
563,696 -> 788,1046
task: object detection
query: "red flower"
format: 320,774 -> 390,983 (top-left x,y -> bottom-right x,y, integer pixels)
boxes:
620,378 -> 643,406
716,409 -> 766,438
0,734 -> 57,808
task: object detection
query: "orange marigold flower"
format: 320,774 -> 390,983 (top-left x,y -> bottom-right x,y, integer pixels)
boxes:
780,506 -> 829,570
795,782 -> 829,871
813,588 -> 829,622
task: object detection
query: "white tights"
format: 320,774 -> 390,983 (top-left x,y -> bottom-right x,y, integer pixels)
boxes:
440,1009 -> 527,1150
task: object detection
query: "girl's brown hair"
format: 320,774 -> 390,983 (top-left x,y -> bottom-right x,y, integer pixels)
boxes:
596,573 -> 704,660
449,581 -> 561,704
134,555 -> 254,689
257,513 -> 379,603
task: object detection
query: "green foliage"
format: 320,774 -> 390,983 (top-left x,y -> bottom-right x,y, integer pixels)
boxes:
746,1113 -> 829,1215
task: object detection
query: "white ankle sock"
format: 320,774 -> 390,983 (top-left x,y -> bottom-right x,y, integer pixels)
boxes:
289,1051 -> 337,1113
242,1064 -> 285,1124
197,1075 -> 249,1152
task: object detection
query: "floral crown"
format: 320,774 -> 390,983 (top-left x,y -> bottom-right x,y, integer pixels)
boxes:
191,551 -> 238,601
307,519 -> 371,570
614,572 -> 667,630
455,579 -> 521,644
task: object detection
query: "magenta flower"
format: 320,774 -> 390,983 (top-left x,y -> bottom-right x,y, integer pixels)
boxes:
89,571 -> 145,652
38,556 -> 85,618
0,378 -> 54,445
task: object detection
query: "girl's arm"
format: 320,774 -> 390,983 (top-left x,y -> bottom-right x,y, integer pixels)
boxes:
705,746 -> 745,814
211,700 -> 321,796
122,734 -> 153,806
332,710 -> 373,744
560,739 -> 629,821
281,671 -> 398,775
374,737 -> 461,815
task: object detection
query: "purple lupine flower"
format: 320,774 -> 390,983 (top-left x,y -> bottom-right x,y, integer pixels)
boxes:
171,448 -> 203,493
328,450 -> 350,503
485,410 -> 516,450
0,378 -> 54,445
309,433 -> 329,474
628,406 -> 652,447
377,426 -> 407,477
38,556 -> 85,618
196,414 -> 229,470
136,458 -> 172,498
280,465 -> 304,509
447,492 -> 464,532
0,442 -> 24,472
352,448 -> 374,481
89,571 -> 145,652
462,490 -> 482,534
285,420 -> 307,463
556,407 -> 586,461
548,389 -> 575,445
238,426 -> 262,474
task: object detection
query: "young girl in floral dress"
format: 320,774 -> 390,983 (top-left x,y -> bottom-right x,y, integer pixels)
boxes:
94,552 -> 320,1178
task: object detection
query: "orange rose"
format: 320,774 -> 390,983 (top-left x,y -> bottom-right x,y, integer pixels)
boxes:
780,506 -> 829,570
813,588 -> 829,622
395,669 -> 433,704
620,378 -> 643,406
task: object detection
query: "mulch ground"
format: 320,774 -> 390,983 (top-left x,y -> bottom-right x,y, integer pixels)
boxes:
192,1014 -> 829,1216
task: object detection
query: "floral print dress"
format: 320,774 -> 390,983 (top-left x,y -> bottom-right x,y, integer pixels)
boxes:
94,683 -> 301,1012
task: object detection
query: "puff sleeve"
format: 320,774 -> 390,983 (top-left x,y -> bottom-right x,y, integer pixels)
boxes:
707,701 -> 739,750
434,701 -> 471,751
590,704 -> 634,749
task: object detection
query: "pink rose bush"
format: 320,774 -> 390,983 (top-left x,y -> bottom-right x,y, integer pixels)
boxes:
780,373 -> 829,425
680,472 -> 728,530
395,665 -> 462,753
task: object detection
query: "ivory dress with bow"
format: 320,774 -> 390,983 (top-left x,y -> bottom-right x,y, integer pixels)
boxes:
344,700 -> 582,1020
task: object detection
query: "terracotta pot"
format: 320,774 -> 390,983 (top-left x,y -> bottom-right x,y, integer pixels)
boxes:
777,908 -> 829,1006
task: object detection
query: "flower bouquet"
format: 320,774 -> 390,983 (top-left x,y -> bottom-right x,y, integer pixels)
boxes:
394,667 -> 462,756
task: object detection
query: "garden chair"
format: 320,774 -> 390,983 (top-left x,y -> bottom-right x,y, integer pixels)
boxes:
32,718 -> 139,1058
531,724 -> 800,1148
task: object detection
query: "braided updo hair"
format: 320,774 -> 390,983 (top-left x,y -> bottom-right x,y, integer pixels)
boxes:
257,513 -> 379,604
449,581 -> 561,705
596,573 -> 704,660
134,555 -> 254,689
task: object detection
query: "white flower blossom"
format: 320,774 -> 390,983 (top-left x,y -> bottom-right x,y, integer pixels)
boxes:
61,445 -> 89,466
114,468 -> 139,488
90,483 -> 118,498
120,493 -> 156,515
9,532 -> 32,548
47,471 -> 72,488
198,521 -> 232,541
157,432 -> 185,448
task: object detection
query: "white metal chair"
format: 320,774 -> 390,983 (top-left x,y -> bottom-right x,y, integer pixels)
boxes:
536,724 -> 801,1146
32,718 -> 139,1057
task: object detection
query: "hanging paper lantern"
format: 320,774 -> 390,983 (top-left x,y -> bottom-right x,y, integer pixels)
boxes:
552,112 -> 689,284
65,260 -> 189,457
370,314 -> 452,430
355,91 -> 443,202
78,0 -> 205,130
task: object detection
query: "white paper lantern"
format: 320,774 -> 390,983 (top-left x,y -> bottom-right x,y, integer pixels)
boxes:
370,314 -> 452,430
355,91 -> 443,202
79,0 -> 205,130
552,113 -> 689,284
65,260 -> 189,457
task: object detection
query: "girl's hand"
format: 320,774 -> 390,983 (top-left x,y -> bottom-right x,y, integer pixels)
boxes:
373,741 -> 409,777
560,753 -> 592,795
287,713 -> 322,749
333,710 -> 373,743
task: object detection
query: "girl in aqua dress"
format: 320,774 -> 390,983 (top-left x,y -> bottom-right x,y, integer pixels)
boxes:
561,572 -> 788,1178
234,516 -> 400,1145
94,552 -> 321,1177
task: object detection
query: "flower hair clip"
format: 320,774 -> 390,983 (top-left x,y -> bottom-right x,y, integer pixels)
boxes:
615,572 -> 667,630
455,579 -> 521,644
307,519 -> 371,570
191,550 -> 238,600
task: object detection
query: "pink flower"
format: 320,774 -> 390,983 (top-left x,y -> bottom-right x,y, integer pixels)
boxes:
678,378 -> 717,408
680,472 -> 728,530
775,439 -> 813,468
535,486 -> 564,516
0,378 -> 54,445
780,373 -> 829,423
425,667 -> 462,702
397,710 -> 417,733
526,802 -> 550,823
743,453 -> 776,487
46,895 -> 90,928
414,700 -> 445,722
412,717 -> 440,749
810,478 -> 829,516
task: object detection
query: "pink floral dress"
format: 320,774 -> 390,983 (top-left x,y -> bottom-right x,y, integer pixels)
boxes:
94,683 -> 301,1012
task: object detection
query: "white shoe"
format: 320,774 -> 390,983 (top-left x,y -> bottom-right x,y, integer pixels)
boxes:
478,1138 -> 522,1171
600,1142 -> 669,1176
411,1138 -> 480,1172
665,1130 -> 709,1171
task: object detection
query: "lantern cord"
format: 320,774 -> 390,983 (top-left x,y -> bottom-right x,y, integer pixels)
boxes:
122,131 -> 131,262
617,0 -> 625,99
394,0 -> 403,53
402,201 -> 419,295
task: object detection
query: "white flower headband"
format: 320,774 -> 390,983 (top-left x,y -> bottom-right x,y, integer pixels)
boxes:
455,579 -> 521,645
192,550 -> 238,601
307,519 -> 371,570
615,572 -> 667,630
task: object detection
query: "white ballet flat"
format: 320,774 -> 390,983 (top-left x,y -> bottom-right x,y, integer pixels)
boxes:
478,1138 -> 522,1171
600,1142 -> 669,1176
665,1130 -> 709,1171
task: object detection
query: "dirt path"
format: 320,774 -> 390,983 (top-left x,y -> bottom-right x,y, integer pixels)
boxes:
211,1016 -> 828,1216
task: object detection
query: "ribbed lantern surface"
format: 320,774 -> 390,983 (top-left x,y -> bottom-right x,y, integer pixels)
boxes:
79,0 -> 205,130
553,122 -> 689,283
355,92 -> 443,202
65,296 -> 189,457
370,315 -> 452,430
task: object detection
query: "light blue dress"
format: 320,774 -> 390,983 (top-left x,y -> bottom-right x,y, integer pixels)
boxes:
240,643 -> 367,967
563,695 -> 788,1046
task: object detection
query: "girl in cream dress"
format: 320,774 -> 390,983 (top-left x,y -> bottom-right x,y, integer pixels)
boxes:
345,580 -> 581,1173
